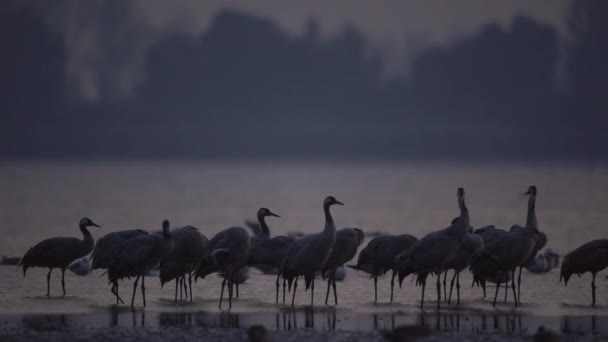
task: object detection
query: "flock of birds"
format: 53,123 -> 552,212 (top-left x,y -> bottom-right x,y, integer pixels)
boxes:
17,186 -> 608,309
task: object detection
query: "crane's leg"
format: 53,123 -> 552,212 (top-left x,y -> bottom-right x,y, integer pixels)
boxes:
492,271 -> 501,307
219,278 -> 226,309
310,276 -> 315,307
189,272 -> 193,302
141,274 -> 146,307
325,273 -> 331,305
504,278 -> 508,302
291,276 -> 298,307
227,278 -> 232,309
332,274 -> 338,305
448,271 -> 457,304
179,277 -> 182,300
175,278 -> 179,302
228,269 -> 233,309
511,269 -> 517,308
61,269 -> 66,296
112,281 -> 124,304
183,275 -> 188,300
517,266 -> 522,304
374,276 -> 378,303
236,281 -> 239,299
481,279 -> 486,298
283,277 -> 287,304
276,272 -> 281,304
390,271 -> 396,303
592,273 -> 597,307
436,273 -> 441,309
46,268 -> 53,297
456,272 -> 461,305
420,278 -> 426,310
131,275 -> 140,307
443,271 -> 447,302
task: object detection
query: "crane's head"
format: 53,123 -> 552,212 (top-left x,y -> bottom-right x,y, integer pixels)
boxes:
257,207 -> 280,218
162,219 -> 170,232
324,196 -> 344,207
457,187 -> 465,198
79,217 -> 100,228
525,185 -> 537,196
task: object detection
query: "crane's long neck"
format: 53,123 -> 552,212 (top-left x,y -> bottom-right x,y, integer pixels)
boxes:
257,214 -> 270,239
526,194 -> 538,230
79,224 -> 94,249
456,194 -> 470,234
163,227 -> 172,240
323,203 -> 336,233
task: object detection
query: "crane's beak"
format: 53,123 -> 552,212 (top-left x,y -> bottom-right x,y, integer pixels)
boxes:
91,222 -> 101,228
268,211 -> 281,218
335,200 -> 344,206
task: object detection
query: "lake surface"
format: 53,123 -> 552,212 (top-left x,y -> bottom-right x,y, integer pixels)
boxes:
1,161 -> 607,338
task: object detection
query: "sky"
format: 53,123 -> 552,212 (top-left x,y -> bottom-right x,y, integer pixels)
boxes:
1,0 -> 607,161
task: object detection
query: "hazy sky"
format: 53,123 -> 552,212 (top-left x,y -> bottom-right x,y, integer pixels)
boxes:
32,0 -> 571,101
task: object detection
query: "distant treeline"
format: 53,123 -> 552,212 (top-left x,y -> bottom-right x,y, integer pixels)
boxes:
0,0 -> 606,161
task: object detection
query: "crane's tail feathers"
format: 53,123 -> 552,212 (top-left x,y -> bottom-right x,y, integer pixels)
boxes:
305,277 -> 313,291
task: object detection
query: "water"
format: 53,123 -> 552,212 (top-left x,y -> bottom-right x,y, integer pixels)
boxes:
1,161 -> 608,337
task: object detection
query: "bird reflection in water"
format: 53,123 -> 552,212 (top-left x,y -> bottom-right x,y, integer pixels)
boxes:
219,311 -> 239,328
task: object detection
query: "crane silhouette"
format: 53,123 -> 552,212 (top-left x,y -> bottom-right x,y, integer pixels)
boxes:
396,188 -> 470,309
321,227 -> 364,305
195,226 -> 250,309
20,217 -> 100,296
281,196 -> 343,307
107,220 -> 174,307
246,208 -> 295,303
349,234 -> 417,303
560,239 -> 608,306
160,225 -> 209,302
91,228 -> 148,304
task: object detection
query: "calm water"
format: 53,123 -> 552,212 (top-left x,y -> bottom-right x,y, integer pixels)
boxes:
1,161 -> 607,336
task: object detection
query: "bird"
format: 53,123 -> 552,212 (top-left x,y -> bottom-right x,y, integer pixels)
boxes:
443,231 -> 484,304
321,227 -> 365,305
90,228 -> 148,304
333,264 -> 347,281
560,239 -> 608,306
526,254 -> 549,274
349,234 -> 417,303
195,226 -> 251,309
248,324 -> 270,342
68,257 -> 90,276
20,217 -> 100,297
1,256 -> 21,265
544,248 -> 560,269
381,324 -> 432,342
396,187 -> 470,309
245,208 -> 295,303
470,225 -> 512,300
471,187 -> 541,308
281,195 -> 343,307
509,185 -> 546,303
160,225 -> 209,302
532,326 -> 560,342
91,229 -> 148,271
107,219 -> 174,307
